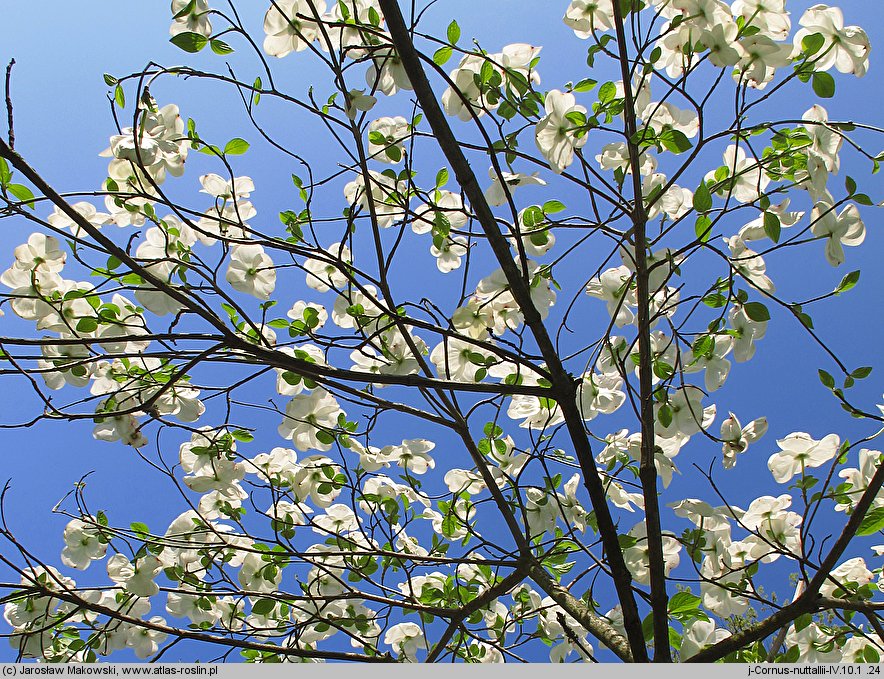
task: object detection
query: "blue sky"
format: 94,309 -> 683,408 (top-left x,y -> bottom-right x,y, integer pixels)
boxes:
0,0 -> 882,663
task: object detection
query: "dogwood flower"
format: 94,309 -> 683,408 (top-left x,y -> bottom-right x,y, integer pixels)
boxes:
170,0 -> 212,37
412,190 -> 468,235
430,235 -> 468,272
107,554 -> 162,598
226,243 -> 276,299
304,242 -> 352,292
836,449 -> 884,513
622,520 -> 681,584
819,557 -> 874,599
367,116 -> 409,163
484,168 -> 547,207
263,0 -> 325,57
384,622 -> 426,661
344,170 -> 408,228
725,235 -> 775,293
60,518 -> 107,570
563,0 -> 614,36
707,145 -> 770,203
535,90 -> 588,174
585,266 -> 636,327
720,413 -> 768,469
46,201 -> 112,238
768,432 -> 841,483
784,622 -> 841,663
680,620 -> 732,660
810,200 -> 865,267
278,388 -> 344,452
732,0 -> 791,40
793,5 -> 871,77
365,48 -> 412,95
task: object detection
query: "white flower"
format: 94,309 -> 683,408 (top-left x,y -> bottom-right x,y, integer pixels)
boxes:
484,168 -> 547,207
226,243 -> 276,299
61,518 -> 107,570
720,413 -> 768,469
430,235 -> 468,272
585,266 -> 636,327
622,520 -> 681,585
367,116 -> 409,163
707,145 -> 769,203
170,0 -> 212,37
725,235 -> 775,293
596,142 -> 657,175
278,388 -> 344,452
793,4 -> 870,77
412,190 -> 468,235
768,432 -> 840,483
107,554 -> 162,598
384,439 -> 435,474
365,48 -> 412,95
810,200 -> 865,267
126,617 -> 167,659
535,90 -> 588,174
680,620 -> 731,660
563,0 -> 614,36
384,622 -> 426,661
836,449 -> 884,513
656,386 -> 707,438
819,557 -> 873,598
736,35 -> 792,89
345,89 -> 377,119
263,0 -> 325,57
46,201 -> 111,238
784,621 -> 841,663
344,170 -> 408,228
196,173 -> 256,245
732,0 -> 790,40
729,304 -> 768,363
304,242 -> 352,292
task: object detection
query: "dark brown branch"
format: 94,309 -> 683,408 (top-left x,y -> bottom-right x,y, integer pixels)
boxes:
375,0 -> 647,660
611,1 -> 670,662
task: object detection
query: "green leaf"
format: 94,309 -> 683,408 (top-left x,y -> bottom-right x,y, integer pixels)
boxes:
818,369 -> 835,390
231,429 -> 254,442
694,215 -> 712,243
210,39 -> 234,55
433,46 -> 453,66
251,598 -> 276,616
172,0 -> 197,19
597,81 -> 617,104
658,404 -> 673,428
659,129 -> 692,154
573,78 -> 597,93
130,521 -> 150,536
103,73 -> 118,86
835,270 -> 860,295
851,366 -> 873,379
447,20 -> 460,44
845,175 -> 857,196
0,157 -> 11,187
170,31 -> 209,53
7,183 -> 35,209
743,302 -> 770,322
802,33 -> 825,56
857,507 -> 884,536
114,84 -> 126,108
668,591 -> 702,615
763,212 -> 781,243
224,138 -> 250,155
812,71 -> 835,98
692,181 -> 712,213
543,200 -> 566,214
435,168 -> 449,188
